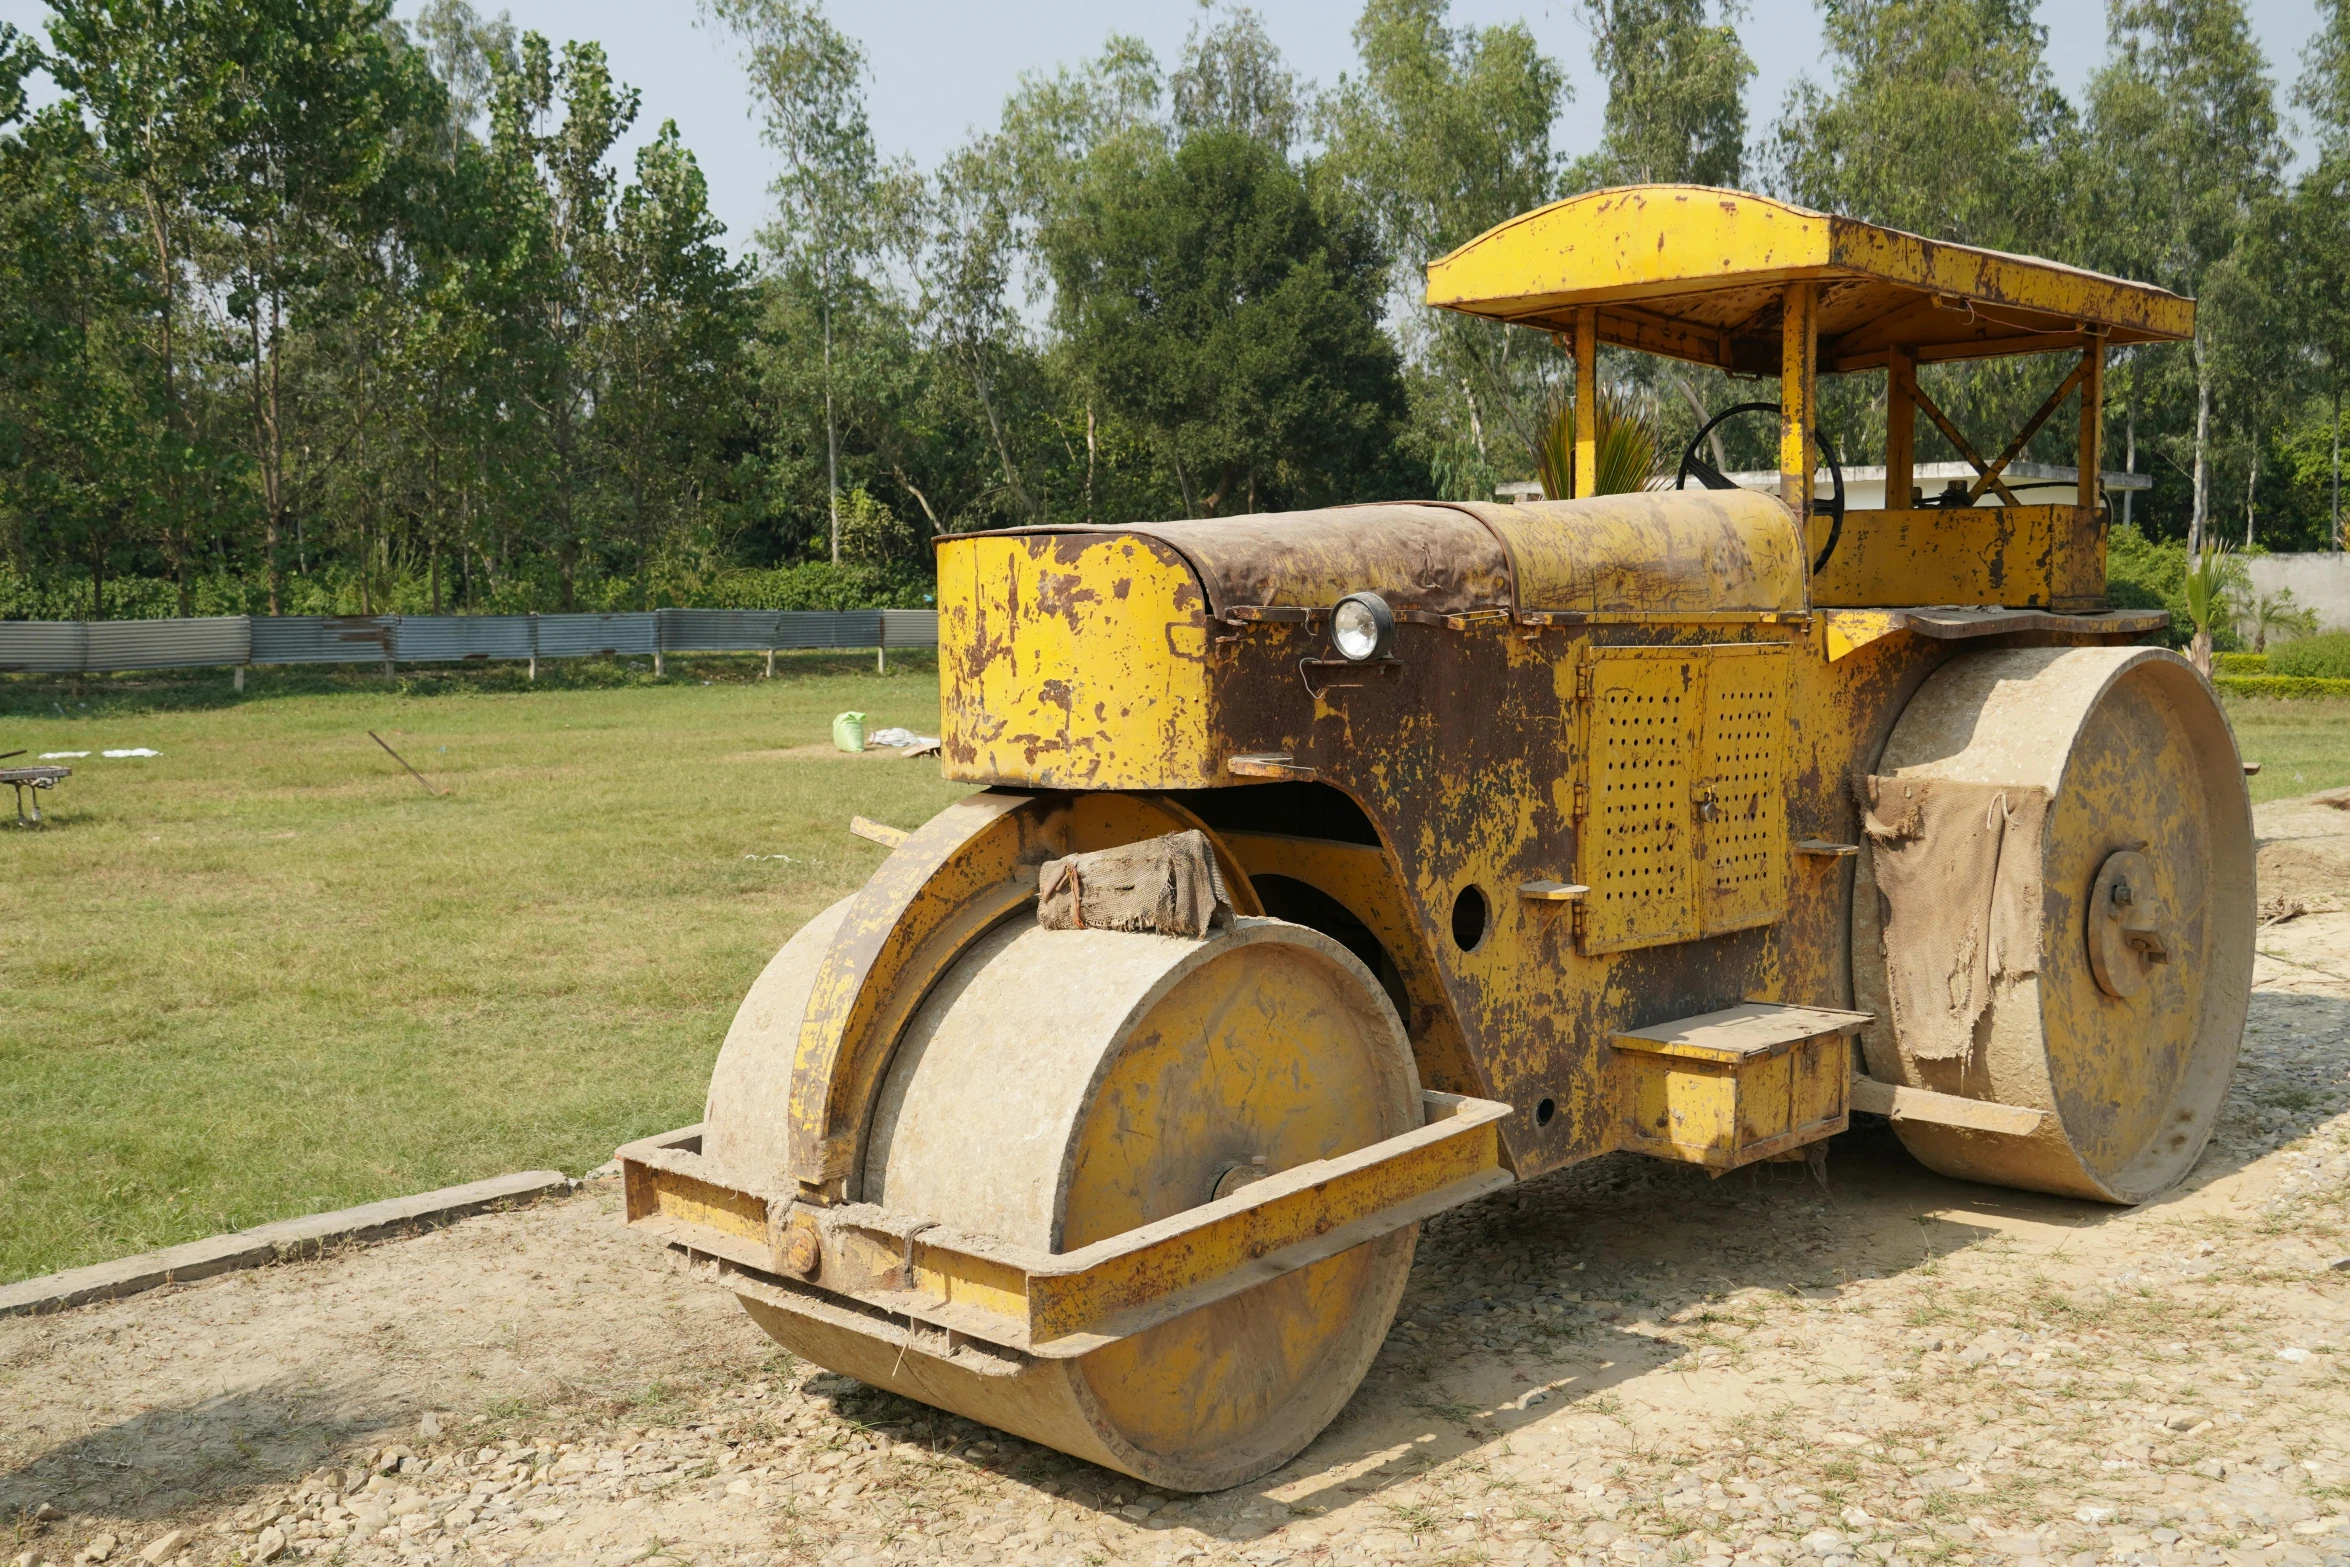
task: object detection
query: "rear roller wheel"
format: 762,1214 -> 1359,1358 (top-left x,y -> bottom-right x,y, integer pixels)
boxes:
1853,646 -> 2254,1202
713,908 -> 1420,1491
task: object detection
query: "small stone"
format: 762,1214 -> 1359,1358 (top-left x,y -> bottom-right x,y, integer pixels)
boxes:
2077,1508 -> 2116,1525
2327,1258 -> 2350,1273
137,1533 -> 185,1566
82,1536 -> 117,1564
1802,1531 -> 1848,1553
32,1506 -> 62,1523
253,1527 -> 285,1563
2279,1348 -> 2313,1365
419,1413 -> 442,1439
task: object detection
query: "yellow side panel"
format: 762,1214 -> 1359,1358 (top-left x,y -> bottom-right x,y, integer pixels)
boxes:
1627,1058 -> 1740,1161
937,533 -> 1217,789
1811,505 -> 2103,610
1578,649 -> 1700,953
1697,647 -> 1791,936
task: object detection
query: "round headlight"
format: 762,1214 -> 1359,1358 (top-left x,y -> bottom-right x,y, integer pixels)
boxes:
1330,592 -> 1396,662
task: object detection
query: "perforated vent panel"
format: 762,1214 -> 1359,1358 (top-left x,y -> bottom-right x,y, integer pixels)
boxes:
1578,653 -> 1698,953
1575,643 -> 1792,955
1697,648 -> 1790,935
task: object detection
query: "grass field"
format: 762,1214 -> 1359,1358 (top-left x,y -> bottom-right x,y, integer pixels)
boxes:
2226,694 -> 2350,803
0,654 -> 967,1283
3,662 -> 2346,1285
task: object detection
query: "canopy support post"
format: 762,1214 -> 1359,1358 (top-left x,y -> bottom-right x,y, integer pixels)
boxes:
1573,306 -> 1599,499
1779,282 -> 1819,529
1885,346 -> 1916,510
2078,334 -> 2107,513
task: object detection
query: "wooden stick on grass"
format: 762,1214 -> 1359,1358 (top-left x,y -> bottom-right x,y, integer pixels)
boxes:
369,731 -> 445,797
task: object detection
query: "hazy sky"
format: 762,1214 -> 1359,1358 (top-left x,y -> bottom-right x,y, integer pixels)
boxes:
0,0 -> 2328,255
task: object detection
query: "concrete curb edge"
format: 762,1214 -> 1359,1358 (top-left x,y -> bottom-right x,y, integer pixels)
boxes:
0,1169 -> 573,1318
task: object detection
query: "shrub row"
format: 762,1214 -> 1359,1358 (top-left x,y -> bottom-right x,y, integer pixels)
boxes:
2213,674 -> 2350,699
2267,630 -> 2350,679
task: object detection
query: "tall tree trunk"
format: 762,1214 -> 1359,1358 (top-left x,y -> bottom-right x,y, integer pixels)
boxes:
2189,333 -> 2210,557
2124,356 -> 2137,534
2245,456 -> 2257,548
1170,449 -> 1199,518
960,341 -> 1036,522
892,465 -> 942,536
2333,382 -> 2342,551
1084,400 -> 1097,526
265,286 -> 287,616
824,295 -> 840,564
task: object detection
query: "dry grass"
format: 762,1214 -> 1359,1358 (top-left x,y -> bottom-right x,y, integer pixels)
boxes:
0,653 -> 967,1282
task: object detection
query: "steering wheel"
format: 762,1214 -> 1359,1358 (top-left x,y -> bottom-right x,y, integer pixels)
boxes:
1675,400 -> 1846,575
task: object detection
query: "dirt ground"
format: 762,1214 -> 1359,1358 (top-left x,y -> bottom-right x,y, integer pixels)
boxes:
5,797 -> 2350,1567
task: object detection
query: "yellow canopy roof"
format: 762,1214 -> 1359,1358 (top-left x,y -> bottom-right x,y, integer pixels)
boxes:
1424,186 -> 2194,375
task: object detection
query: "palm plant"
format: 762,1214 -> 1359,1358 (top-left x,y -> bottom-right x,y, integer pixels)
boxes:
2182,543 -> 2236,677
1534,383 -> 1668,500
2238,588 -> 2318,653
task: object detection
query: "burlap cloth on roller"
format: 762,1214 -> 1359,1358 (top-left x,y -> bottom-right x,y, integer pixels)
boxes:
1038,829 -> 1234,938
1855,774 -> 2049,1062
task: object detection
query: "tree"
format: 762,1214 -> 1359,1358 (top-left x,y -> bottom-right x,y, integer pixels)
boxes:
2085,0 -> 2285,555
917,36 -> 1164,527
42,0 -> 248,610
1044,126 -> 1410,516
1769,0 -> 2077,256
596,122 -> 756,606
704,0 -> 908,563
413,0 -> 516,133
0,45 -> 179,618
1320,0 -> 1567,474
1568,0 -> 1752,191
2291,0 -> 2350,548
489,33 -> 639,608
1172,5 -> 1299,152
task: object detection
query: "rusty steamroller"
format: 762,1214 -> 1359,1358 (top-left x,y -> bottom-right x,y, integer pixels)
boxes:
618,187 -> 2254,1490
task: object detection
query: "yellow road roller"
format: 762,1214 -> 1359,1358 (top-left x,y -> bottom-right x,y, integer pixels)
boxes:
618,186 -> 2253,1491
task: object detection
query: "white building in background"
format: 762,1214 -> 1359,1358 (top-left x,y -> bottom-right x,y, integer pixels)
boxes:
1496,460 -> 2153,511
1493,463 -> 2350,631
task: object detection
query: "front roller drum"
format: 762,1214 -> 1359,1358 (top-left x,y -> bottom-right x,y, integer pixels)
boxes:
1853,645 -> 2254,1203
713,911 -> 1422,1491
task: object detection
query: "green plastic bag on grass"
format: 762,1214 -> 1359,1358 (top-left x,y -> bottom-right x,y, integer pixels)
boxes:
831,711 -> 867,753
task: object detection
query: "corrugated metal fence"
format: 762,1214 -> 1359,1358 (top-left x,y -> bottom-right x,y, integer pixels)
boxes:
0,609 -> 940,675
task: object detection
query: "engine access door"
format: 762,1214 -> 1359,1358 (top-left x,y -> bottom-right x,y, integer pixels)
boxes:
1574,642 -> 1792,954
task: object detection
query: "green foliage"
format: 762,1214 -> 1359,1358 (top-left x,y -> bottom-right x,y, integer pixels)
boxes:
2269,631 -> 2350,680
1534,384 -> 1667,499
2183,543 -> 2235,640
834,487 -> 915,565
2240,588 -> 2320,651
1044,126 -> 1412,514
2213,650 -> 2267,674
1769,0 -> 2078,256
1320,0 -> 1568,471
12,0 -> 2350,613
1567,0 -> 1751,190
2214,673 -> 2350,698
